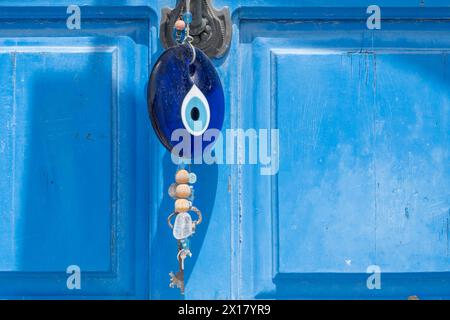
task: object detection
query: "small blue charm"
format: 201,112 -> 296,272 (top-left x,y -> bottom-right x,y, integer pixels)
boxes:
147,44 -> 225,158
183,12 -> 193,24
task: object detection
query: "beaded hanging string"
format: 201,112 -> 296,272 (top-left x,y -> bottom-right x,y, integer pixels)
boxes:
167,1 -> 201,295
173,0 -> 193,45
167,161 -> 201,294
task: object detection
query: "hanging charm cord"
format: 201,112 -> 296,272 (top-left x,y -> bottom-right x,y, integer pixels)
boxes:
183,0 -> 196,65
167,0 -> 201,295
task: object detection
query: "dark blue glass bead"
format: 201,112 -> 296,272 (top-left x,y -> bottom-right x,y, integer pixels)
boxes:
172,28 -> 186,44
147,45 -> 225,158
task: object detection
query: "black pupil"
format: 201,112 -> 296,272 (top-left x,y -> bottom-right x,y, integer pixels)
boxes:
191,107 -> 200,121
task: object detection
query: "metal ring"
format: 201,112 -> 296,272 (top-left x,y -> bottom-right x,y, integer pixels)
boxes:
167,207 -> 202,229
191,206 -> 202,226
167,212 -> 177,229
185,40 -> 196,65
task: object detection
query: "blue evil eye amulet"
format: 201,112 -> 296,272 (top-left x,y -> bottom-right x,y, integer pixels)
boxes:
147,44 -> 225,158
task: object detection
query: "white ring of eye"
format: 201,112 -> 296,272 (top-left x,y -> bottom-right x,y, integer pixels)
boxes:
181,84 -> 211,136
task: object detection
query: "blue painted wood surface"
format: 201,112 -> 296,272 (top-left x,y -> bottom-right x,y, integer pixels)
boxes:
0,0 -> 449,299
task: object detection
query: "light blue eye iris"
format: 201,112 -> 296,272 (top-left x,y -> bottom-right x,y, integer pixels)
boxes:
184,96 -> 208,133
181,85 -> 210,136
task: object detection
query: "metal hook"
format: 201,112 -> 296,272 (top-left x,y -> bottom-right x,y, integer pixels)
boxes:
185,39 -> 196,65
160,0 -> 232,59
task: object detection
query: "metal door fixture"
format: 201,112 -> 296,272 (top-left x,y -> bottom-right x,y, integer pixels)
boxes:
160,0 -> 232,58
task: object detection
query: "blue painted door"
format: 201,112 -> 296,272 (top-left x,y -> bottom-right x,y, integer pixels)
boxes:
0,0 -> 449,300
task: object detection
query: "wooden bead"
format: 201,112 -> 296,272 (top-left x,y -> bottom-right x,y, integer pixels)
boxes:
175,199 -> 191,213
175,19 -> 186,31
175,169 -> 190,184
175,184 -> 191,198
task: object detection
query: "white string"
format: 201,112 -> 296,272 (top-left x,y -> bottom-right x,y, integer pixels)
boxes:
183,0 -> 195,65
185,0 -> 191,38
